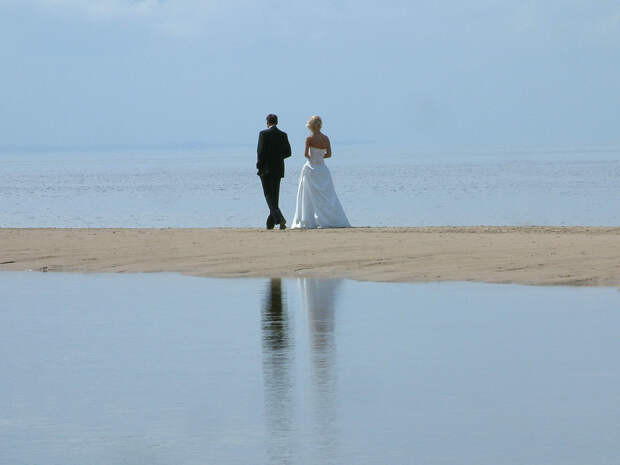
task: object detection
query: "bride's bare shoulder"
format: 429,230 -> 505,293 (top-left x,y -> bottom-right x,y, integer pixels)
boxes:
308,132 -> 329,148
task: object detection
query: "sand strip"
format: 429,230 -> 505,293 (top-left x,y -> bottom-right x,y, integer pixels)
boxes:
1,227 -> 620,287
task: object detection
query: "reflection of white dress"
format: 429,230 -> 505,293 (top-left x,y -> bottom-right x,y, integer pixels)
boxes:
291,147 -> 350,229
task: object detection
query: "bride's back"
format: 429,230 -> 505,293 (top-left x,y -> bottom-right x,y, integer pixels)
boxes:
307,132 -> 330,149
306,131 -> 332,164
308,146 -> 327,164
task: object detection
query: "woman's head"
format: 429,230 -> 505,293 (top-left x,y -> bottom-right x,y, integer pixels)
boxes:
306,115 -> 322,133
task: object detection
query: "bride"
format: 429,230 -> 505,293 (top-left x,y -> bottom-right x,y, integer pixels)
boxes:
291,116 -> 351,229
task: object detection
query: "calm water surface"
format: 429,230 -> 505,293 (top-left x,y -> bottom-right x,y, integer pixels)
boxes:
1,273 -> 620,464
1,145 -> 619,227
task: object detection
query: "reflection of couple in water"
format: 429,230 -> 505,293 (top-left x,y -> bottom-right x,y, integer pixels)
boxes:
261,278 -> 342,463
261,277 -> 341,366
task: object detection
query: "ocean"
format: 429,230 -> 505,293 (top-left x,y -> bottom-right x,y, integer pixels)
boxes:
1,145 -> 619,227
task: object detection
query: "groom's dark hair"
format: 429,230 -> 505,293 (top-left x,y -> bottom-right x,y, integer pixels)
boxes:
266,114 -> 278,125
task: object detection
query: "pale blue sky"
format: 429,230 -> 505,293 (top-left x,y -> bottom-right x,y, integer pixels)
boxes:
1,0 -> 619,149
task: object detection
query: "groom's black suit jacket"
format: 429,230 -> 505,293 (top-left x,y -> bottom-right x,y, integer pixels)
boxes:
257,126 -> 292,178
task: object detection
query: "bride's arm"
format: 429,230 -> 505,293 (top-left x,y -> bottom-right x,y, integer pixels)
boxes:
304,137 -> 311,159
324,137 -> 332,158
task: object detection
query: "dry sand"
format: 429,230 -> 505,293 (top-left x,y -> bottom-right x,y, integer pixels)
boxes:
1,227 -> 620,287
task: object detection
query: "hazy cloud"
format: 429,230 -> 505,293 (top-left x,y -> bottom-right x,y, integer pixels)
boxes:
1,0 -> 619,147
6,0 -> 620,42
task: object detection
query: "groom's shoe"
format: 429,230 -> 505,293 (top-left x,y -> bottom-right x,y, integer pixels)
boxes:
266,217 -> 275,230
279,220 -> 286,230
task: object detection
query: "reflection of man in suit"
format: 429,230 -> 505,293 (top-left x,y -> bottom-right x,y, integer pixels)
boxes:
261,278 -> 289,353
261,278 -> 293,462
257,114 -> 292,230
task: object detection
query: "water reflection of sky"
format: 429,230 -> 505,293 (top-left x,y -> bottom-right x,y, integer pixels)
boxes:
1,273 -> 620,465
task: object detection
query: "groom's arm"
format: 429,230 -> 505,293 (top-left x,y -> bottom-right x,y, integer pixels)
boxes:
282,134 -> 291,159
257,132 -> 266,173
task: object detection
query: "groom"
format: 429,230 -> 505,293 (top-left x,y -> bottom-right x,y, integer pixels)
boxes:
257,114 -> 291,230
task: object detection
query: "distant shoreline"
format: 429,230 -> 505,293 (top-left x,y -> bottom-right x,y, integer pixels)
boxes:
2,227 -> 620,287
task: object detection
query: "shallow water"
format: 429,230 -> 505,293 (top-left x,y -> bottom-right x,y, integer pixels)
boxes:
1,273 -> 620,464
1,145 -> 619,227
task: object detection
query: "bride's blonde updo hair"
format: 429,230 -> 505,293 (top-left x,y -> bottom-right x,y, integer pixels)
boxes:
306,115 -> 322,132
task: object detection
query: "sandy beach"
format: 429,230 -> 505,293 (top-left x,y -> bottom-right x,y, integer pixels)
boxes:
1,227 -> 619,287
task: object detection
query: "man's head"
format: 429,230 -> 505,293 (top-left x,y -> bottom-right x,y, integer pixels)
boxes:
266,114 -> 278,127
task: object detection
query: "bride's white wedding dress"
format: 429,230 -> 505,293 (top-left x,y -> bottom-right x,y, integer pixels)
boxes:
291,147 -> 350,229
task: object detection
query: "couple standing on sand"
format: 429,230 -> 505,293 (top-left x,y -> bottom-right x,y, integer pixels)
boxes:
256,113 -> 350,230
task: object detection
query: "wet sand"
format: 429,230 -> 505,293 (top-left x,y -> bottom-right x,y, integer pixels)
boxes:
1,227 -> 620,287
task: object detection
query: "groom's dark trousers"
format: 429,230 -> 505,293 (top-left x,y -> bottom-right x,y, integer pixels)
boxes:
257,125 -> 292,227
260,174 -> 283,227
